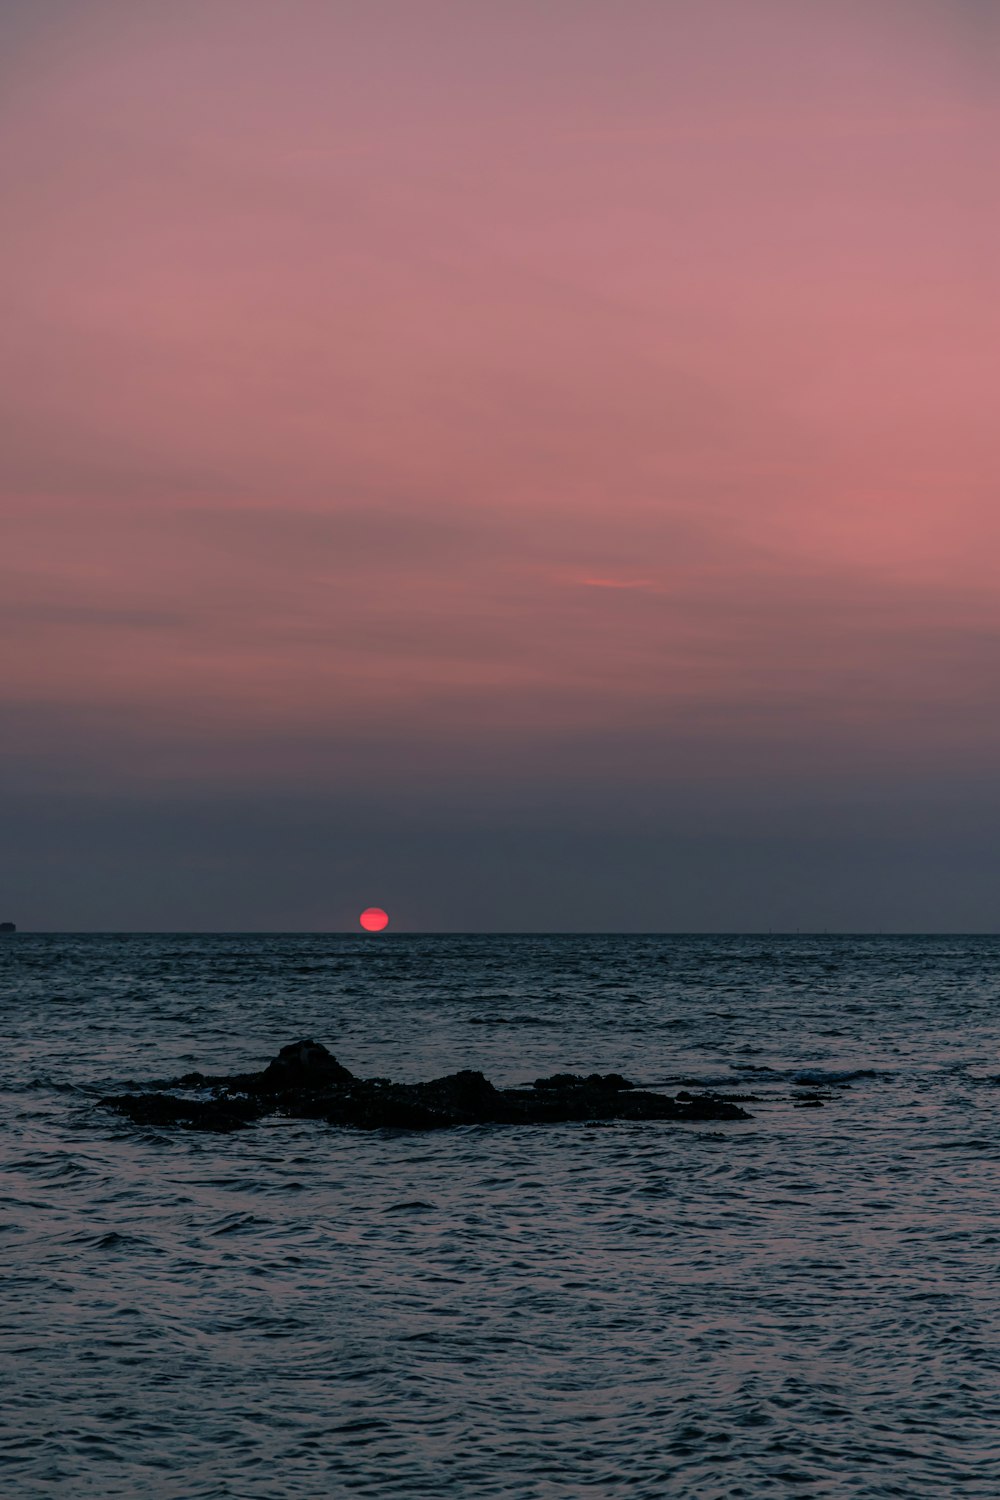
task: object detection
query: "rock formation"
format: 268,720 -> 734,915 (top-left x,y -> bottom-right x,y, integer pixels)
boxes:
101,1038 -> 753,1133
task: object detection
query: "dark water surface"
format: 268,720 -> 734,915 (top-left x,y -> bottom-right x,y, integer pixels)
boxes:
3,934 -> 1000,1497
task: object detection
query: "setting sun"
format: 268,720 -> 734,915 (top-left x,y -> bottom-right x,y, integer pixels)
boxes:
359,907 -> 389,932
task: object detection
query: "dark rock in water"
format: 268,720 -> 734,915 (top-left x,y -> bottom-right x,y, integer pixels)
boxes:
322,1070 -> 508,1131
259,1039 -> 354,1088
100,1038 -> 752,1134
676,1089 -> 763,1104
0,921 -> 15,934
534,1071 -> 634,1091
100,1092 -> 264,1133
146,1039 -> 354,1097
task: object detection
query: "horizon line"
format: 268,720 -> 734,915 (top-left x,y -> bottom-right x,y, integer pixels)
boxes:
6,929 -> 1000,939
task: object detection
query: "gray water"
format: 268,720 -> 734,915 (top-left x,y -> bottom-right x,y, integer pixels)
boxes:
3,933 -> 1000,1497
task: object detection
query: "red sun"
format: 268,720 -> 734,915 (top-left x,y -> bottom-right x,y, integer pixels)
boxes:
359,906 -> 389,932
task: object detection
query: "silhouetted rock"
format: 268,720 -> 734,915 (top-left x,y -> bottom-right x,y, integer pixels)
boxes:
100,1092 -> 264,1132
146,1039 -> 355,1097
0,921 -> 15,934
322,1071 -> 509,1130
259,1039 -> 354,1089
676,1089 -> 762,1103
534,1072 -> 634,1091
100,1039 -> 752,1133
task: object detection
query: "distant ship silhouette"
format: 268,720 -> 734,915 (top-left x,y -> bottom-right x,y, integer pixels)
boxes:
0,921 -> 16,933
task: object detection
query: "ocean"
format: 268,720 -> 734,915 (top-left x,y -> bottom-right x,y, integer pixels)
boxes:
3,933 -> 1000,1497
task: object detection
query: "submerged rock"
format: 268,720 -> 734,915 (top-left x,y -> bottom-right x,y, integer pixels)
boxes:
100,1039 -> 752,1134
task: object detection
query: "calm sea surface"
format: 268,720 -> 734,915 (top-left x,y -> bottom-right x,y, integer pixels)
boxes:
3,933 -> 1000,1498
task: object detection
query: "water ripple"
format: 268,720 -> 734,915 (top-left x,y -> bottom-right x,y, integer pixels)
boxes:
3,933 -> 1000,1495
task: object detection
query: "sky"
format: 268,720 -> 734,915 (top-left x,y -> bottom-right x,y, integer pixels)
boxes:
3,0 -> 999,931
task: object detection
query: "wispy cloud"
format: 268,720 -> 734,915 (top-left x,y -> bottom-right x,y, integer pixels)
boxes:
576,577 -> 657,591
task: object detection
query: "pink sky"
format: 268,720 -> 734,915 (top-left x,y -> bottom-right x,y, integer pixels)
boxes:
2,1 -> 998,926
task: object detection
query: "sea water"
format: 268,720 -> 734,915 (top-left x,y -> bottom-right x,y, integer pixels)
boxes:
3,933 -> 1000,1497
